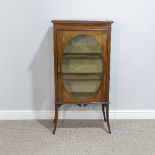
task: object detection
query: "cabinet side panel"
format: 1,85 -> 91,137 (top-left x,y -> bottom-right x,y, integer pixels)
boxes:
53,24 -> 59,103
106,24 -> 112,101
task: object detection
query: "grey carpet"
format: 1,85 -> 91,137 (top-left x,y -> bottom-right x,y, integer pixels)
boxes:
0,120 -> 155,155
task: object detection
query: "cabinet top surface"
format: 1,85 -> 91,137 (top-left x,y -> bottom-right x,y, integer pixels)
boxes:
52,19 -> 113,24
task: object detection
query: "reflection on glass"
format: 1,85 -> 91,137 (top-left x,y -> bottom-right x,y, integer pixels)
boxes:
62,35 -> 102,98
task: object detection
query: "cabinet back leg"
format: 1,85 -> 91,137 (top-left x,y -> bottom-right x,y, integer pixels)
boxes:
106,104 -> 111,134
102,104 -> 107,122
53,104 -> 59,135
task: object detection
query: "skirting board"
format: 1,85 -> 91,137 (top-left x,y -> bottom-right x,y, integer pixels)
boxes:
0,110 -> 155,120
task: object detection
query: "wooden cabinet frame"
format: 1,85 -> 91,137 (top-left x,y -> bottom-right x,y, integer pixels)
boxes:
52,20 -> 113,134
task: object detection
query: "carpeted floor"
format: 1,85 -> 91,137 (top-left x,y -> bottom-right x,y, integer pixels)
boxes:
0,120 -> 155,155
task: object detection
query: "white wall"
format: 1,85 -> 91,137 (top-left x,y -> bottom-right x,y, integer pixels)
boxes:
0,0 -> 155,111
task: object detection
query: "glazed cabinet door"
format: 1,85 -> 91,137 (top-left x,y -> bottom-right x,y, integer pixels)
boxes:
57,30 -> 108,102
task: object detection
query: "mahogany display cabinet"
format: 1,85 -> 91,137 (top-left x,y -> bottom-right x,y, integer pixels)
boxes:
52,20 -> 113,134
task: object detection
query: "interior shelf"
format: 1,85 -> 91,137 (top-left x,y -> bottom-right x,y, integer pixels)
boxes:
63,53 -> 102,59
63,73 -> 102,80
62,72 -> 102,75
63,79 -> 101,81
64,50 -> 101,53
69,92 -> 95,97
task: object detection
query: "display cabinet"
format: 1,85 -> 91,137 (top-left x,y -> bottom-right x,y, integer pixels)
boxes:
52,20 -> 113,134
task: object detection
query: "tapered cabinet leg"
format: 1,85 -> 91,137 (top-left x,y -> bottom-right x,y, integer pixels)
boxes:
102,104 -> 107,122
106,104 -> 111,134
53,104 -> 59,135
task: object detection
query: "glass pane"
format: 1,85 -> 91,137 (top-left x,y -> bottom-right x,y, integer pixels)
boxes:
62,35 -> 102,98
